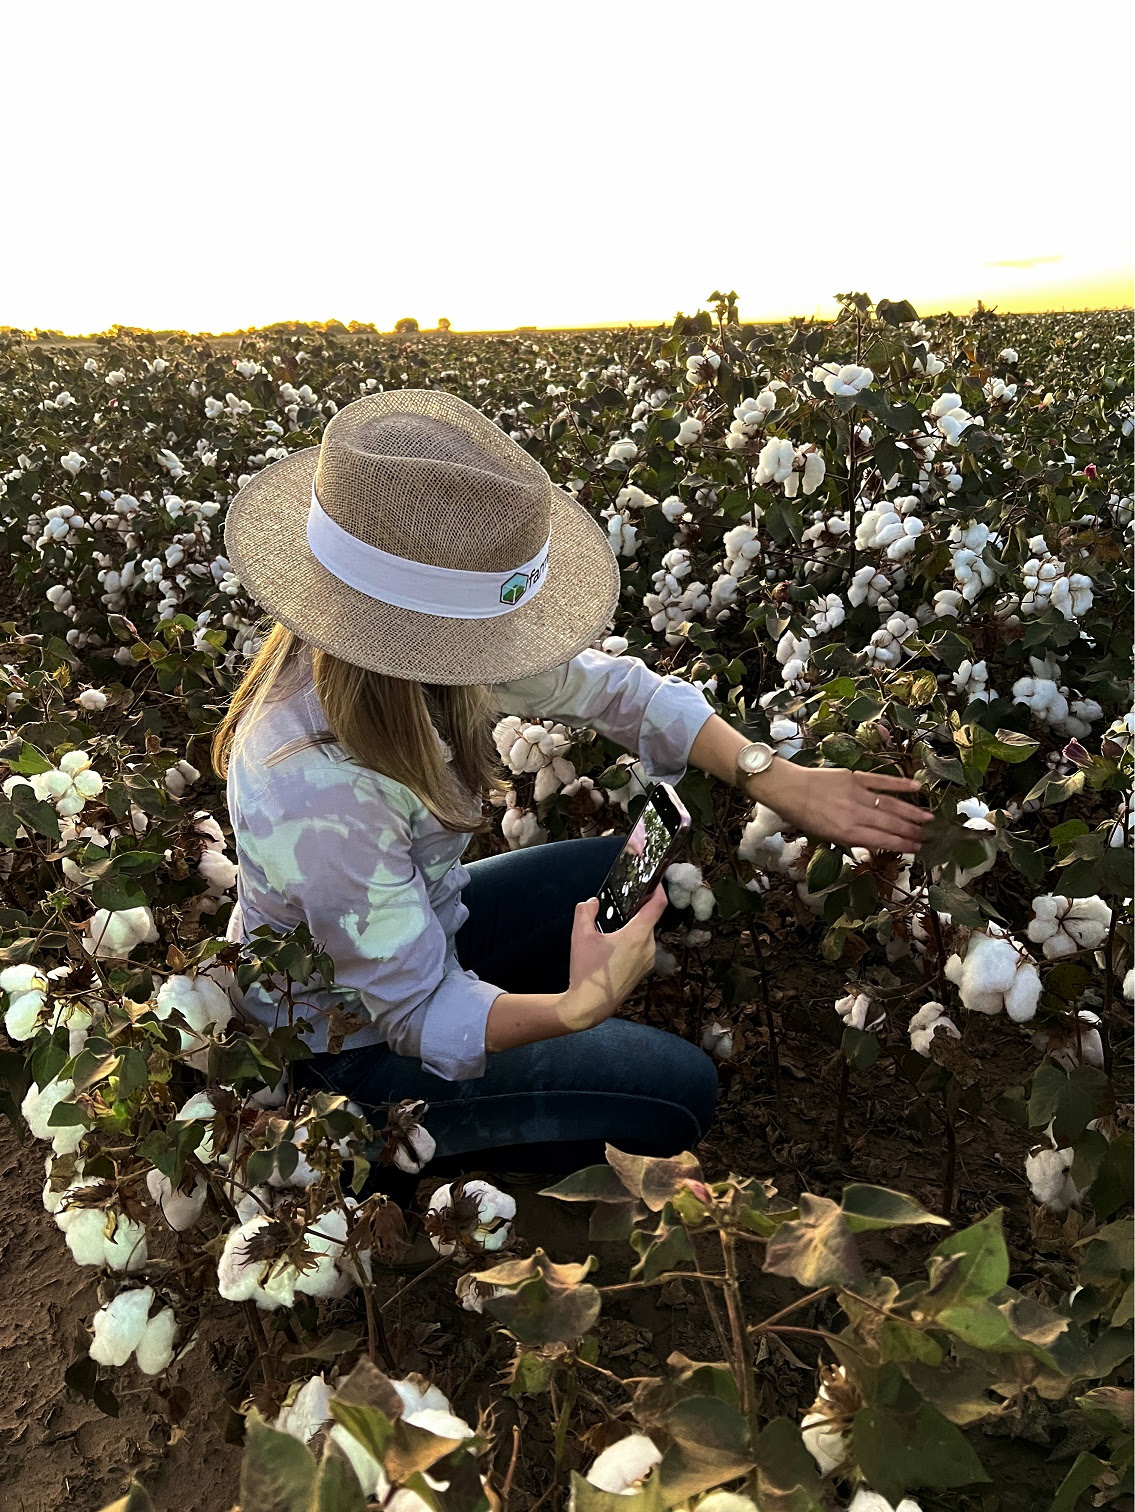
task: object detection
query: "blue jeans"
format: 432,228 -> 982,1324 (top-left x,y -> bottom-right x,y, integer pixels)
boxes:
295,835 -> 719,1196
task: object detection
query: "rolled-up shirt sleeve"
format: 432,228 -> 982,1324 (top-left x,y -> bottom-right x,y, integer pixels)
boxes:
246,757 -> 504,1082
489,647 -> 715,787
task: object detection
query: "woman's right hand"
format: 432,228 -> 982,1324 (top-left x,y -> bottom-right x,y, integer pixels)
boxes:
559,883 -> 670,1032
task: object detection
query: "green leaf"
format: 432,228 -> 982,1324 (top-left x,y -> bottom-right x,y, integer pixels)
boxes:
753,1417 -> 825,1512
1091,1132 -> 1135,1221
538,1164 -> 635,1204
238,1409 -> 317,1512
312,1445 -> 368,1512
568,1471 -> 668,1512
927,881 -> 986,929
806,844 -> 844,893
603,1145 -> 704,1212
657,1396 -> 755,1499
840,1185 -> 951,1233
1048,1451 -> 1109,1512
326,1401 -> 394,1466
987,728 -> 1041,763
10,741 -> 54,776
927,1211 -> 1009,1307
841,1025 -> 879,1072
630,1209 -> 694,1282
763,1193 -> 864,1288
90,876 -> 149,913
1028,1062 -> 1111,1144
9,787 -> 61,841
479,1248 -> 602,1346
852,1402 -> 991,1500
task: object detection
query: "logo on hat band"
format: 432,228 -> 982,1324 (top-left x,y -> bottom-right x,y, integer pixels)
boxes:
307,481 -> 551,620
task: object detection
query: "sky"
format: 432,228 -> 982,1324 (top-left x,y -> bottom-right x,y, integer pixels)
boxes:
3,1 -> 1132,336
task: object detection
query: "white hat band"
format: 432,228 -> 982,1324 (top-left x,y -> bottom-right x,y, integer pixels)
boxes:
306,481 -> 551,619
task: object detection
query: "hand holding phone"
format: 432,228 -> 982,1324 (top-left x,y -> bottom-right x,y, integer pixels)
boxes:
560,882 -> 670,1033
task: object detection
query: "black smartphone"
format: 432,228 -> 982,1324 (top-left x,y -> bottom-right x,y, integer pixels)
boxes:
595,781 -> 692,933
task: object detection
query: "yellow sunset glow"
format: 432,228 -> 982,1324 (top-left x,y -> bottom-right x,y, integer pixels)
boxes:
3,1 -> 1131,335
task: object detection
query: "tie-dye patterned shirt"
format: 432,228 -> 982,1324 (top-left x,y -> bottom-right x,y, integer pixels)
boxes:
224,644 -> 714,1080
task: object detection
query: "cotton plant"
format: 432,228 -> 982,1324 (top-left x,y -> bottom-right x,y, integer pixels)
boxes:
685,348 -> 721,385
492,714 -> 577,798
643,548 -> 710,644
929,391 -> 985,447
579,1433 -> 662,1496
943,925 -> 1042,1022
908,1001 -> 961,1057
424,1178 -> 516,1257
1031,1010 -> 1105,1072
603,757 -> 651,815
952,658 -> 995,705
1,960 -> 95,1050
947,521 -> 997,604
725,386 -> 782,448
737,803 -> 808,879
663,862 -> 716,921
88,1286 -> 179,1374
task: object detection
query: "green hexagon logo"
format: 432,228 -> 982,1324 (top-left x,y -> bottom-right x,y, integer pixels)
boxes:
500,572 -> 529,605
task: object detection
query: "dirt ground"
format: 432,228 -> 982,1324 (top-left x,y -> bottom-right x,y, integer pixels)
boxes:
2,928 -> 1127,1511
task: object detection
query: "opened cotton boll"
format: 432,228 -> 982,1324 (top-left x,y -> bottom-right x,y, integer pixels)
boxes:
1,962 -> 51,1041
22,1075 -> 86,1156
424,1178 -> 516,1257
55,1181 -> 148,1271
82,905 -> 159,961
908,1001 -> 961,1057
835,991 -> 884,1033
701,1020 -> 734,1061
943,926 -> 1042,1022
1025,1145 -> 1086,1214
1026,894 -> 1113,959
580,1433 -> 662,1496
663,861 -> 716,920
146,1167 -> 209,1232
1031,1011 -> 1105,1071
454,1271 -> 510,1314
164,759 -> 201,798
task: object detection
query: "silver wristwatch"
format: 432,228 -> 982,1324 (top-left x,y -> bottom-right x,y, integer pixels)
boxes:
734,740 -> 777,788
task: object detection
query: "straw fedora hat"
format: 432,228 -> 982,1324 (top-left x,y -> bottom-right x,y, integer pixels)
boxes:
223,389 -> 621,685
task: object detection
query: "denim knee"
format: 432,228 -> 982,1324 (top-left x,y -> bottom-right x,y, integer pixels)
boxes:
665,1033 -> 720,1141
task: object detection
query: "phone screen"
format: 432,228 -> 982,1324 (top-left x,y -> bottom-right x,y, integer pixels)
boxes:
602,800 -> 677,924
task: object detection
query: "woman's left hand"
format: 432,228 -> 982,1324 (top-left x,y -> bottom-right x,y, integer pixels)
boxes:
749,761 -> 934,855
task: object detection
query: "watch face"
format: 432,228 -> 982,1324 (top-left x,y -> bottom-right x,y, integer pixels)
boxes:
741,743 -> 773,773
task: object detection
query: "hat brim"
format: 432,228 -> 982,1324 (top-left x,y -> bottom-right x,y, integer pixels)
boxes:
222,446 -> 623,685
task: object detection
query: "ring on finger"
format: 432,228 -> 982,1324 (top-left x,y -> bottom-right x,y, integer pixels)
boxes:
874,796 -> 881,808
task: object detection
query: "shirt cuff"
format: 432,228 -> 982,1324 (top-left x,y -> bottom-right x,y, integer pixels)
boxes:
415,965 -> 506,1082
636,675 -> 716,787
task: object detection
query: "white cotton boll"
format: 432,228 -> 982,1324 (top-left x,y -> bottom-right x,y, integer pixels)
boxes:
1124,968 -> 1135,1004
1027,895 -> 1113,959
999,348 -> 1018,363
1026,1146 -> 1083,1213
908,1001 -> 961,1057
22,1076 -> 84,1154
89,1287 -> 155,1368
812,363 -> 874,398
835,992 -> 881,1032
584,1433 -> 662,1494
425,1179 -> 516,1256
690,884 -> 716,921
393,1123 -> 437,1174
77,688 -> 108,711
1003,960 -> 1042,1023
198,848 -> 237,894
175,1090 -> 221,1162
58,1201 -> 112,1266
602,635 -> 629,656
653,946 -> 678,976
2,964 -> 49,1041
104,1213 -> 148,1273
664,861 -> 703,910
135,1306 -> 179,1375
755,436 -> 796,486
275,1374 -> 334,1444
801,451 -> 826,495
146,1168 -> 208,1231
217,1215 -> 297,1310
701,1021 -> 734,1060
83,905 -> 159,960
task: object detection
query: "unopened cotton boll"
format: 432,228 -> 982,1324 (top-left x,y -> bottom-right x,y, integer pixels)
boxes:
908,1001 -> 961,1056
1027,894 -> 1112,959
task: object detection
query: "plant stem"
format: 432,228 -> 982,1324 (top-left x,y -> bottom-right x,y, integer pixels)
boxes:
1101,906 -> 1118,1078
719,1227 -> 760,1479
833,1057 -> 850,1155
941,1106 -> 957,1220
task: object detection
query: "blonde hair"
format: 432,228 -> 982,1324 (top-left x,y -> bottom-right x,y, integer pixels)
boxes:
210,621 -> 509,834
